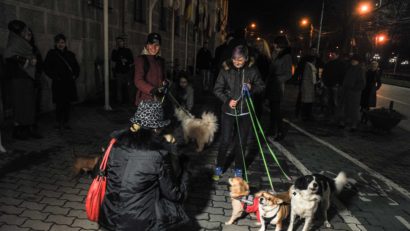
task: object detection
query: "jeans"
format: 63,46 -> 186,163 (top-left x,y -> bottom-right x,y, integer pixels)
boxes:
216,113 -> 251,170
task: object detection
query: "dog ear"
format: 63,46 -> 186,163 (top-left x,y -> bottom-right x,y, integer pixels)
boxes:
255,191 -> 265,198
275,198 -> 284,204
294,176 -> 308,190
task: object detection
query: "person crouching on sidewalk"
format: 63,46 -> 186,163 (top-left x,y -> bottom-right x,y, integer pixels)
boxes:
213,45 -> 265,180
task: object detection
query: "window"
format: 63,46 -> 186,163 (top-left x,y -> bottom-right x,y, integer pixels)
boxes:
134,0 -> 145,23
159,0 -> 167,31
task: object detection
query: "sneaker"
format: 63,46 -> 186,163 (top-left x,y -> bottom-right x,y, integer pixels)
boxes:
234,168 -> 243,178
212,167 -> 223,181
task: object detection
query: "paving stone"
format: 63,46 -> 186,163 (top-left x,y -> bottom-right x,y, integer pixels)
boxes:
18,193 -> 44,202
67,209 -> 88,219
210,195 -> 227,202
0,205 -> 24,215
42,205 -> 70,215
60,193 -> 84,202
0,197 -> 23,206
49,224 -> 81,231
38,189 -> 63,198
64,201 -> 85,210
38,183 -> 59,191
212,201 -> 232,209
202,207 -> 224,215
197,220 -> 221,230
0,188 -> 21,197
40,197 -> 67,206
194,212 -> 210,220
21,219 -> 53,230
58,186 -> 81,194
209,214 -> 228,223
223,225 -> 250,231
71,219 -> 99,229
0,214 -> 27,225
20,201 -> 46,210
46,214 -> 75,225
0,225 -> 30,231
0,182 -> 20,190
20,210 -> 50,220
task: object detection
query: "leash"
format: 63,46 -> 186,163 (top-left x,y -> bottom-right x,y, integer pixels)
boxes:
234,108 -> 249,183
242,85 -> 291,181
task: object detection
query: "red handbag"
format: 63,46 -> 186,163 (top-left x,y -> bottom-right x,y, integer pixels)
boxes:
85,138 -> 116,222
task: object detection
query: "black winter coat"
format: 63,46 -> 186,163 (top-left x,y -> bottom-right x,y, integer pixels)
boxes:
99,130 -> 189,231
213,58 -> 265,115
265,48 -> 292,101
44,48 -> 80,103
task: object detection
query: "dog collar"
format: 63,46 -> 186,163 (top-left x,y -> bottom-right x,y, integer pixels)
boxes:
263,206 -> 280,225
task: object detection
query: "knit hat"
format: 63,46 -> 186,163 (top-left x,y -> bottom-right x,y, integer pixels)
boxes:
146,33 -> 161,45
130,100 -> 170,129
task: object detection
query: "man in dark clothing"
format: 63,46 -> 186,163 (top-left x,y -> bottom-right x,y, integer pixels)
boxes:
196,41 -> 213,91
111,37 -> 134,104
322,52 -> 349,116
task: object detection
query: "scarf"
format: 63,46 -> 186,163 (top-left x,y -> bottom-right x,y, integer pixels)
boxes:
4,31 -> 35,79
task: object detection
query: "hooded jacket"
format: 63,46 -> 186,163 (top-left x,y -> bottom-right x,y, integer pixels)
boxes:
99,129 -> 189,231
265,47 -> 292,101
213,58 -> 265,116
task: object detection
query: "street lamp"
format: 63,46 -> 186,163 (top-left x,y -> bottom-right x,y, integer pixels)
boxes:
245,22 -> 257,39
358,2 -> 372,15
299,18 -> 313,48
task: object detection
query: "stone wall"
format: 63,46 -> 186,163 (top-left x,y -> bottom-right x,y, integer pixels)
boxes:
0,0 -> 219,112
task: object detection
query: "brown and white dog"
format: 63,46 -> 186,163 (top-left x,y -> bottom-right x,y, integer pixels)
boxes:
174,108 -> 218,152
226,177 -> 254,225
256,190 -> 290,231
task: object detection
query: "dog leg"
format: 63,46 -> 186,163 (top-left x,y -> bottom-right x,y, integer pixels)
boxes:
301,217 -> 313,231
258,219 -> 266,231
322,197 -> 332,228
275,221 -> 283,231
196,141 -> 204,152
286,210 -> 296,231
225,200 -> 243,225
183,134 -> 189,144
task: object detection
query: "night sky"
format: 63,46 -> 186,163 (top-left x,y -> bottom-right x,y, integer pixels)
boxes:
228,0 -> 323,39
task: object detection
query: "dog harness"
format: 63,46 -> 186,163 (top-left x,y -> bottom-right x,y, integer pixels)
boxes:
240,195 -> 260,222
262,206 -> 280,226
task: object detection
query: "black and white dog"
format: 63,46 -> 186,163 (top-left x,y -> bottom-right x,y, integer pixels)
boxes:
287,172 -> 348,231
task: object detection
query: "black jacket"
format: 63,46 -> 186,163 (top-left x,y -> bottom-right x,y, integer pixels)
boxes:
322,58 -> 348,87
111,47 -> 134,74
213,58 -> 265,116
99,130 -> 189,231
266,48 -> 292,101
44,48 -> 80,103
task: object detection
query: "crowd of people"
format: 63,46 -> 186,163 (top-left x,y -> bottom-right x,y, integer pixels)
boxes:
1,18 -> 385,230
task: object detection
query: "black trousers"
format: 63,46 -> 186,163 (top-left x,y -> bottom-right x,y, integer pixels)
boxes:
216,113 -> 251,170
268,100 -> 283,135
56,101 -> 71,124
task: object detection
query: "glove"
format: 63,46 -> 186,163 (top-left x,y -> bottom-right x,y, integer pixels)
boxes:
150,87 -> 164,96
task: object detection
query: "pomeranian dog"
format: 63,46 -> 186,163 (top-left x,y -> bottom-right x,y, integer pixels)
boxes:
174,107 -> 218,152
72,147 -> 104,178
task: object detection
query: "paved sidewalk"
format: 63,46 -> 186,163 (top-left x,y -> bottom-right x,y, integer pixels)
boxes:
0,83 -> 408,230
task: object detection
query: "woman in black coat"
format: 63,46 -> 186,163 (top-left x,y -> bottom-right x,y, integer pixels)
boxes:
44,34 -> 80,130
99,100 -> 189,231
361,60 -> 382,123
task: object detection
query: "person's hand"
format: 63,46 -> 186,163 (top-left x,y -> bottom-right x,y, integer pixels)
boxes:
229,99 -> 237,109
246,83 -> 251,91
31,58 -> 37,66
163,134 -> 176,143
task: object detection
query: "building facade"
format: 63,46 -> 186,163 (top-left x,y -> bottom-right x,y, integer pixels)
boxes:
0,0 -> 228,111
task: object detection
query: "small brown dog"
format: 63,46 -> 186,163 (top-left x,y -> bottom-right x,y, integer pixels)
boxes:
255,190 -> 290,231
72,147 -> 104,178
226,177 -> 252,225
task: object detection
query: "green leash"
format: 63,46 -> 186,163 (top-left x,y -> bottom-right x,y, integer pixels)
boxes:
245,94 -> 291,181
243,97 -> 275,191
234,108 -> 249,183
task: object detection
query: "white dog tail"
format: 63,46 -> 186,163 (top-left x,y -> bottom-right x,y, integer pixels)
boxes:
334,171 -> 348,193
201,112 -> 218,125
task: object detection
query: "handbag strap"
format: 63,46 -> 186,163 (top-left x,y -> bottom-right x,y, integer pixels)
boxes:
99,138 -> 117,171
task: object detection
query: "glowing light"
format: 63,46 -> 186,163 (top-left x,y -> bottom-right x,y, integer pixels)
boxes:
250,23 -> 256,29
300,18 -> 309,27
358,2 -> 372,14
